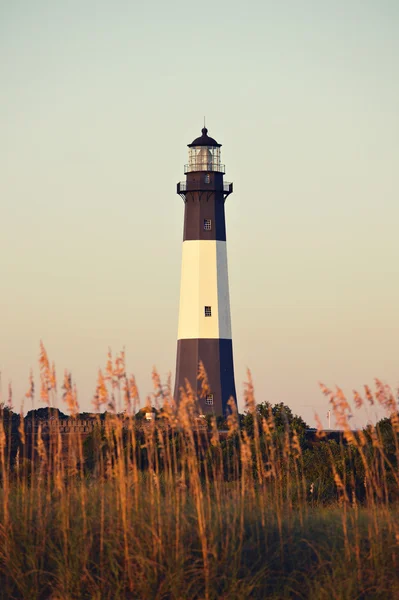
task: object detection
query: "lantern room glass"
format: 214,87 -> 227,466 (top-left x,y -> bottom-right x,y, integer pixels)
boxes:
186,146 -> 223,172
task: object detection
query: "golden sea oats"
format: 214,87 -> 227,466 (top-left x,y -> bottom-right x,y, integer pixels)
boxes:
145,395 -> 152,413
177,380 -> 196,429
161,372 -> 176,422
152,366 -> 163,408
18,409 -> 25,446
244,368 -> 255,414
314,414 -> 326,439
343,428 -> 356,445
267,405 -> 275,430
0,420 -> 7,526
261,416 -> 272,440
40,375 -> 49,404
226,396 -> 239,436
369,425 -> 381,449
0,421 -> 5,455
128,374 -> 140,413
319,382 -> 332,397
210,417 -> 219,446
107,394 -> 116,413
353,390 -> 363,409
375,378 -> 385,403
98,370 -> 108,404
390,411 -> 399,434
129,374 -> 139,402
177,474 -> 187,490
335,386 -> 350,411
283,429 -> 291,457
122,377 -> 131,414
105,348 -> 113,382
50,361 -> 57,391
25,369 -> 35,403
364,384 -> 374,406
92,393 -> 100,412
114,350 -> 126,380
328,386 -> 353,432
39,341 -> 52,405
357,430 -> 368,447
72,383 -> 79,413
62,370 -> 79,416
240,430 -> 253,469
161,396 -> 177,428
165,371 -> 172,397
264,460 -> 274,478
333,470 -> 345,494
197,361 -> 210,399
386,392 -> 397,415
70,387 -> 78,416
37,424 -> 47,465
54,434 -> 64,495
292,430 -> 302,458
62,370 -> 72,407
374,379 -> 397,416
92,369 -> 108,411
15,447 -> 20,472
39,340 -> 50,372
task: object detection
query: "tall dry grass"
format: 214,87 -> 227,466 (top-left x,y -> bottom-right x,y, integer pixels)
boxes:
1,347 -> 399,599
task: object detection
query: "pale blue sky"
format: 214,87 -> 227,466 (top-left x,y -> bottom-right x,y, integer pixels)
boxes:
1,0 -> 398,426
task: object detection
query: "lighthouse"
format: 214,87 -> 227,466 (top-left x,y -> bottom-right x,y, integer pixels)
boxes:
174,127 -> 237,416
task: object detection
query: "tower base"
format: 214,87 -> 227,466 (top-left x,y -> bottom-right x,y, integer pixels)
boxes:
174,338 -> 237,416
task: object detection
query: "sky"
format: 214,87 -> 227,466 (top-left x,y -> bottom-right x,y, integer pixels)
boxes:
1,0 -> 399,427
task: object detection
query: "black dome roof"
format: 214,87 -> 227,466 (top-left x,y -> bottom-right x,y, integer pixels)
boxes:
188,127 -> 221,148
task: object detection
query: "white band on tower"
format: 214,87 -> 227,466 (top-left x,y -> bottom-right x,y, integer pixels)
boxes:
177,240 -> 232,340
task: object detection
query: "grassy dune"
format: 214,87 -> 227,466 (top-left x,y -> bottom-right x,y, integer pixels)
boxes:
1,347 -> 399,599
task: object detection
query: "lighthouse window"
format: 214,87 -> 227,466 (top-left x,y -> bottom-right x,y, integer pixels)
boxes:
205,394 -> 214,405
204,174 -> 210,183
204,219 -> 212,231
204,306 -> 212,317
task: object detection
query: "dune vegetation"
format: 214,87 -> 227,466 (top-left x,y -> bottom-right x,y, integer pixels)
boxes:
1,345 -> 399,599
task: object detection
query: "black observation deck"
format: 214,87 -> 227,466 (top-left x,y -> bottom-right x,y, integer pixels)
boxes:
177,181 -> 233,200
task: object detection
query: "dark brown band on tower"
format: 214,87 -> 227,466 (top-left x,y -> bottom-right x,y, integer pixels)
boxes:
183,193 -> 226,241
174,338 -> 237,416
